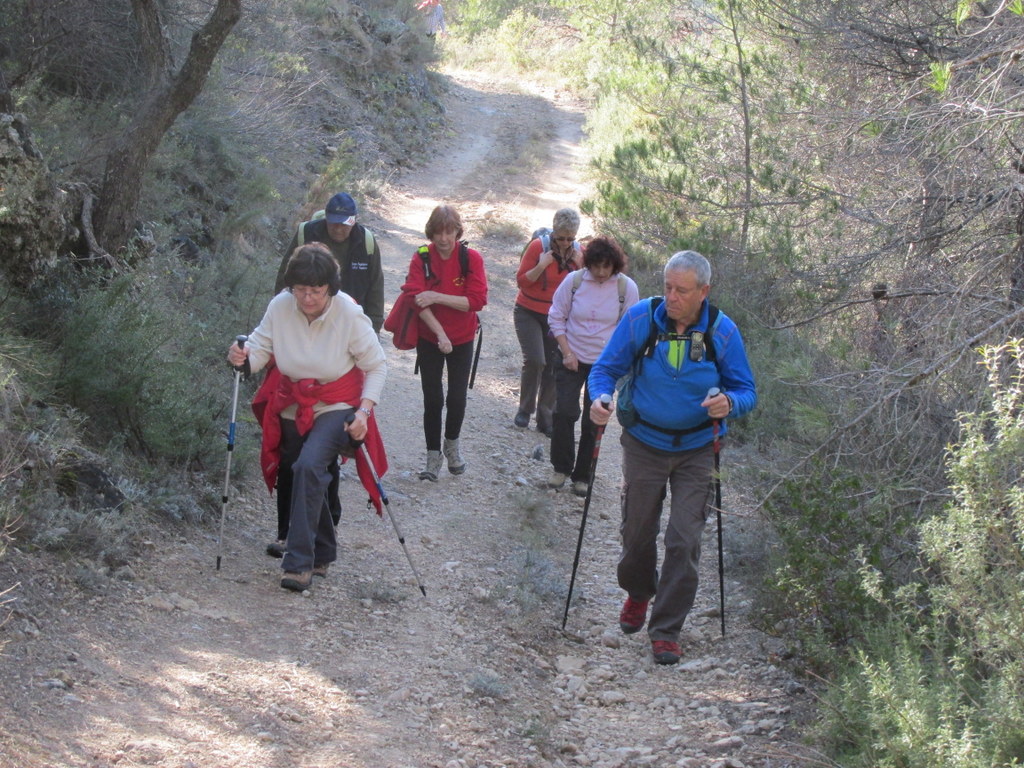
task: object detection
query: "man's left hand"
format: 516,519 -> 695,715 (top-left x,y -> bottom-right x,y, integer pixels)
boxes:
702,392 -> 731,420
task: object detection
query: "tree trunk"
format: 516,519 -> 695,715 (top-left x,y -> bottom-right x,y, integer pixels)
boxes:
94,0 -> 242,254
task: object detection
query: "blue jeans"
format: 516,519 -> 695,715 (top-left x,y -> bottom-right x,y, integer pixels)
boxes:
280,409 -> 356,573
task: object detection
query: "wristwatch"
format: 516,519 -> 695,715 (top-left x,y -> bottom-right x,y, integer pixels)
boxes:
358,407 -> 372,417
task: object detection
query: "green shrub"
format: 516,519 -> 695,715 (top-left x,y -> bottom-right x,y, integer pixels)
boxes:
818,341 -> 1024,767
51,254 -> 265,469
761,462 -> 914,667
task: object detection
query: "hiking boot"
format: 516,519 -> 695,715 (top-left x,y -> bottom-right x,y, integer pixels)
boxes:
652,640 -> 682,665
572,480 -> 589,497
514,412 -> 530,428
281,571 -> 313,592
312,563 -> 329,578
548,471 -> 567,489
619,596 -> 649,634
536,422 -> 553,438
266,539 -> 286,558
443,438 -> 466,475
419,450 -> 443,481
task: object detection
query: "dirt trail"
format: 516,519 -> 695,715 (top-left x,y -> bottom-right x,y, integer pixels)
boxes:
0,70 -> 810,768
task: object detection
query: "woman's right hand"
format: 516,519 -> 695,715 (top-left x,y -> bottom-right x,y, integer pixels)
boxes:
227,342 -> 248,367
437,336 -> 453,354
538,249 -> 555,269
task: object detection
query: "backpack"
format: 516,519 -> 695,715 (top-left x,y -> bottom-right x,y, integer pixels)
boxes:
296,210 -> 375,254
569,269 -> 629,321
616,298 -> 723,444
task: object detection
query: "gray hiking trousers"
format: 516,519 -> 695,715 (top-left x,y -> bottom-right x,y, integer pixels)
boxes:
616,430 -> 715,643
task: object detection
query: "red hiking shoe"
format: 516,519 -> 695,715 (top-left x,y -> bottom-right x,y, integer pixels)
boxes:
618,596 -> 649,635
652,640 -> 682,665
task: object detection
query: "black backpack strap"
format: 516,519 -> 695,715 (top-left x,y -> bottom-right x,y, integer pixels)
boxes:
417,245 -> 434,282
634,297 -> 664,377
705,305 -> 720,363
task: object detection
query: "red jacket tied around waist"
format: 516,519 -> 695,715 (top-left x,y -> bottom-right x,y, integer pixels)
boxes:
252,363 -> 388,514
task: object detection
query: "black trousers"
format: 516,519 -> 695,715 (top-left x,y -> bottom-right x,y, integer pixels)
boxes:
416,338 -> 474,451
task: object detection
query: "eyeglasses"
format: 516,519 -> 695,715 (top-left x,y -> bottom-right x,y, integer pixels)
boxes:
553,236 -> 575,243
292,285 -> 329,299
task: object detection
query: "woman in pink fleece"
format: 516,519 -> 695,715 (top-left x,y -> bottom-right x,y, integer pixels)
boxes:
547,236 -> 638,495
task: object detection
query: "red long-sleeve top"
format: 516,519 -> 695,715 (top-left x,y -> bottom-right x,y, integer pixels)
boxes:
515,238 -> 580,314
401,243 -> 488,346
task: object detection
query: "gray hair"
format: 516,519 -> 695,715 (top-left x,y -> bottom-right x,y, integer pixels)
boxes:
552,208 -> 581,235
665,250 -> 711,287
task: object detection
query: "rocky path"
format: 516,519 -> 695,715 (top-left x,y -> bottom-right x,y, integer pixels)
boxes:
0,70 -> 814,768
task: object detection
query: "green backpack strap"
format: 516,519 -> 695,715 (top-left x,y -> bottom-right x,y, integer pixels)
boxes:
417,245 -> 433,280
296,209 -> 325,246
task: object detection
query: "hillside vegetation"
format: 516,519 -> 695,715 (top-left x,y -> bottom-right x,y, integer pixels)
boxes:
3,0 -> 1024,765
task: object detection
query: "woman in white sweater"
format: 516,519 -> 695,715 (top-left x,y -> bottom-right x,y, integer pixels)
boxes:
228,243 -> 387,592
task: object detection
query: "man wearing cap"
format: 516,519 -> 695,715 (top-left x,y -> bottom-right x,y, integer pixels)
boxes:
275,192 -> 385,334
266,192 -> 385,559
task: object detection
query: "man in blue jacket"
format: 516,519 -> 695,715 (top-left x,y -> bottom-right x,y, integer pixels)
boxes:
588,250 -> 757,665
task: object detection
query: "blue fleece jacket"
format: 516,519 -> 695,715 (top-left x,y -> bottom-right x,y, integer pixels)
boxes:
588,297 -> 757,452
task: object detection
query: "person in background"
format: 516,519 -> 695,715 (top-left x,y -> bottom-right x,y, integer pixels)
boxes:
275,192 -> 384,333
399,204 -> 488,481
265,191 -> 385,558
417,0 -> 447,37
229,243 -> 387,592
547,236 -> 638,495
512,208 -> 582,436
588,250 -> 756,665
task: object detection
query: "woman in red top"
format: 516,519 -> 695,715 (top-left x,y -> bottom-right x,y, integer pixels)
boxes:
513,208 -> 582,435
401,205 -> 488,481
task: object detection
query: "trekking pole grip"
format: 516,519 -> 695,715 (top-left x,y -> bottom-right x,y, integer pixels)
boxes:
344,411 -> 365,450
232,335 -> 249,376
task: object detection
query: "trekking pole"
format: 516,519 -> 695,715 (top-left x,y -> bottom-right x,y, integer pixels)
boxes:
217,335 -> 248,571
469,321 -> 483,389
707,386 -> 726,637
561,393 -> 612,630
346,415 -> 427,597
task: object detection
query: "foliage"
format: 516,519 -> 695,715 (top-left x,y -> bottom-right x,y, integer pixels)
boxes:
761,462 -> 914,666
818,342 -> 1024,767
45,253 -> 264,469
0,315 -> 148,568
